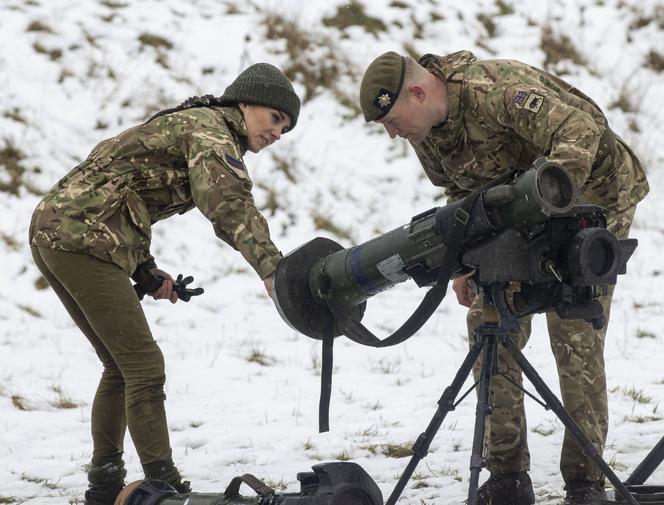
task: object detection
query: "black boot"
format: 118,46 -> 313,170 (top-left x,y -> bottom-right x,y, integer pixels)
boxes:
85,454 -> 126,505
563,481 -> 605,505
475,471 -> 535,505
142,459 -> 191,494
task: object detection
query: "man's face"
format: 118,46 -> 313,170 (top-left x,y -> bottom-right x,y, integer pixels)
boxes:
377,93 -> 431,144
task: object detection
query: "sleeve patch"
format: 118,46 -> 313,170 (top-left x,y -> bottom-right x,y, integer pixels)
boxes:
514,91 -> 544,114
224,153 -> 245,171
523,93 -> 544,113
514,91 -> 528,106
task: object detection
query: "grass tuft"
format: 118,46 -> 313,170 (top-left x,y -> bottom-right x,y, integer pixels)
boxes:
541,26 -> 587,70
322,1 -> 387,37
246,348 -> 276,366
612,385 -> 653,404
646,50 -> 664,72
610,90 -> 636,113
11,394 -> 34,411
334,449 -> 352,461
311,213 -> 354,242
32,41 -> 62,60
26,20 -> 52,32
477,13 -> 497,37
18,304 -> 42,318
263,13 -> 357,109
138,33 -> 173,51
496,0 -> 515,15
50,386 -> 83,409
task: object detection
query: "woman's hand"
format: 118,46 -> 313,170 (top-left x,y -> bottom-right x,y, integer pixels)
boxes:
149,268 -> 179,304
263,274 -> 275,298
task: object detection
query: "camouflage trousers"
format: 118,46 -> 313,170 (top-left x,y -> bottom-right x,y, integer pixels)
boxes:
466,206 -> 635,483
31,245 -> 173,465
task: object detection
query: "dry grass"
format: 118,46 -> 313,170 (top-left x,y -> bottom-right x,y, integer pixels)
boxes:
11,394 -> 34,411
246,348 -> 275,366
540,26 -> 587,70
322,1 -> 387,37
646,49 -> 664,73
26,20 -> 52,33
138,33 -> 173,69
0,140 -> 37,196
263,13 -> 356,107
311,212 -> 354,242
496,0 -> 515,15
1,232 -> 20,251
32,41 -> 62,61
50,386 -> 83,409
477,13 -> 497,37
138,33 -> 172,51
610,90 -> 636,113
2,108 -> 27,124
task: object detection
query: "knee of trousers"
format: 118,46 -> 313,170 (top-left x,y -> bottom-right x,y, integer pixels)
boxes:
121,344 -> 167,406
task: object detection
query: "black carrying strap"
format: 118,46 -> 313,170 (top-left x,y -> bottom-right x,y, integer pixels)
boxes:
223,473 -> 274,500
319,335 -> 334,432
330,187 -> 484,348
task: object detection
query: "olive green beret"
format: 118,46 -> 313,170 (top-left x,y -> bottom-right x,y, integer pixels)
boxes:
359,51 -> 406,122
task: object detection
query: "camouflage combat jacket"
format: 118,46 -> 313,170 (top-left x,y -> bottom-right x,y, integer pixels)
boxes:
412,51 -> 649,212
29,106 -> 281,279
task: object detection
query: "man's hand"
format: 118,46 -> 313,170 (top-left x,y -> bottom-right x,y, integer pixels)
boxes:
149,268 -> 179,304
263,274 -> 275,298
452,270 -> 476,308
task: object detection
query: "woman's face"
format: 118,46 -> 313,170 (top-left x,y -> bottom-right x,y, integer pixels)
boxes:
239,103 -> 292,153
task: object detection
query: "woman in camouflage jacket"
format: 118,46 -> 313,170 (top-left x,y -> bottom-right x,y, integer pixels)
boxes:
29,63 -> 300,505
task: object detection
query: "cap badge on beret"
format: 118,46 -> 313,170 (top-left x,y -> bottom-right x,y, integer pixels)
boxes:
375,89 -> 396,110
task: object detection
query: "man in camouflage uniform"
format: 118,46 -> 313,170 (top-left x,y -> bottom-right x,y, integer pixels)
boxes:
29,63 -> 300,505
359,51 -> 648,505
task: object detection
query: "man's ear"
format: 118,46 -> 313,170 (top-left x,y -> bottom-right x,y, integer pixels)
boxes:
409,85 -> 426,103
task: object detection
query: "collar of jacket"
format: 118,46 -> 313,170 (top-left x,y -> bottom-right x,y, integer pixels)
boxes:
418,50 -> 477,152
214,106 -> 250,155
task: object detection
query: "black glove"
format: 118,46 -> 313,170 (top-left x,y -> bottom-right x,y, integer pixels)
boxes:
133,269 -> 204,302
173,274 -> 204,302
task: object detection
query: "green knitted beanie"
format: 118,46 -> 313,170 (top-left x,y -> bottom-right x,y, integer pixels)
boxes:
221,63 -> 301,130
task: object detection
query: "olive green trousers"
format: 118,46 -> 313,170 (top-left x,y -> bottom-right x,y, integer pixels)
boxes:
32,246 -> 173,464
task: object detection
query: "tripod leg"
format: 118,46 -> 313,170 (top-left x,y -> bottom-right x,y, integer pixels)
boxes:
625,436 -> 664,485
385,338 -> 485,505
467,335 -> 497,505
500,337 -> 640,505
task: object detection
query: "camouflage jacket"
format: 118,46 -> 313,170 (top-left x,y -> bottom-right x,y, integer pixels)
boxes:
412,51 -> 649,213
30,106 -> 281,279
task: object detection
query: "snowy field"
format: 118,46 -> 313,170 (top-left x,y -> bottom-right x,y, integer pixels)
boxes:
1,0 -> 664,503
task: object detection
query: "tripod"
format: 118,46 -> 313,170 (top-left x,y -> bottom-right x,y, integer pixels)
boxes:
385,294 -> 640,505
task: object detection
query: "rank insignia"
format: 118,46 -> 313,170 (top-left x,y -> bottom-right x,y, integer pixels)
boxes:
374,88 -> 396,111
524,93 -> 544,113
225,153 -> 245,171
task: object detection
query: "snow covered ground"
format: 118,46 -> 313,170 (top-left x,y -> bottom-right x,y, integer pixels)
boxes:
1,0 -> 664,503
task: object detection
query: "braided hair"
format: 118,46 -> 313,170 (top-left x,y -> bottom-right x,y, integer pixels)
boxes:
145,94 -> 230,123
